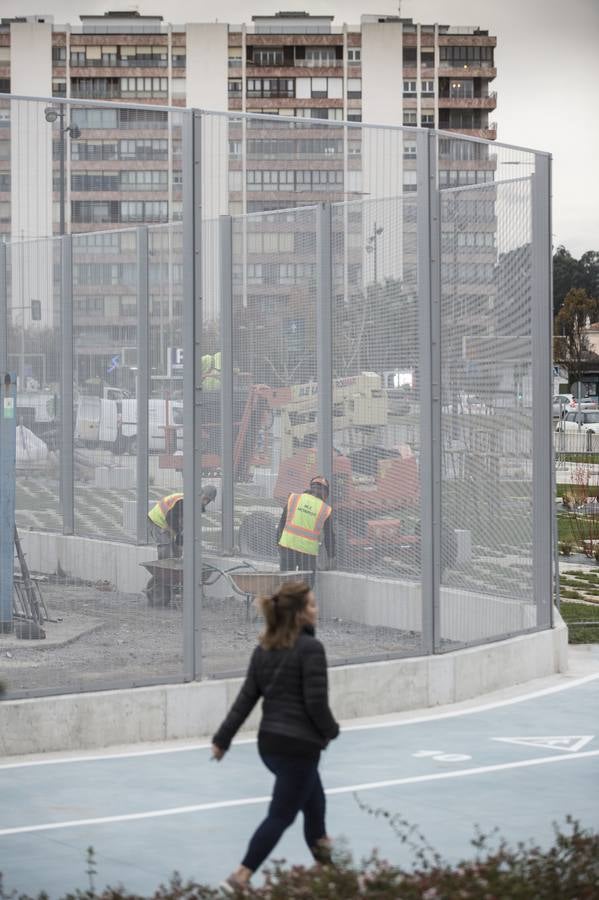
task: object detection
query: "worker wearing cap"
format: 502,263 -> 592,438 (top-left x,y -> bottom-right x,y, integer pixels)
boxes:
276,475 -> 336,585
145,486 -> 217,604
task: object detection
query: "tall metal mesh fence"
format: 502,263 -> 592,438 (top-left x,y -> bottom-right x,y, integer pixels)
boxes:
0,98 -> 552,698
437,136 -> 537,647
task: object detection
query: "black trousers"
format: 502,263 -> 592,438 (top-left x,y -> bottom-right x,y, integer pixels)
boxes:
278,547 -> 317,587
241,752 -> 326,872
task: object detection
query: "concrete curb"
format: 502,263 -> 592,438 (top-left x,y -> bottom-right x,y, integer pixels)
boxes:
0,614 -> 568,758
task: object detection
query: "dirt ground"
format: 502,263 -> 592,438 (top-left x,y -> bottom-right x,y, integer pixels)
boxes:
0,579 -> 428,699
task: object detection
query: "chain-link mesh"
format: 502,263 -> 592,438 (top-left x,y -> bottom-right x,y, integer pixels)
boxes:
0,100 -> 551,697
438,135 -> 536,647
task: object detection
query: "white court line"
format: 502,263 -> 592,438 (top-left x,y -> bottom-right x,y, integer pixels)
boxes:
1,749 -> 598,838
1,671 -> 598,771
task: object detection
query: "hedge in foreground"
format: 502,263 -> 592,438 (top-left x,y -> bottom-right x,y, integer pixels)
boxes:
1,817 -> 598,900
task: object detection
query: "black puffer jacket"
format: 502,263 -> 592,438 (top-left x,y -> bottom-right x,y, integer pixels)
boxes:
213,625 -> 339,752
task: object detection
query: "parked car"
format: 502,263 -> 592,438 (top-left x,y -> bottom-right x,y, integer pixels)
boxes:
553,394 -> 574,417
555,410 -> 599,433
553,394 -> 598,416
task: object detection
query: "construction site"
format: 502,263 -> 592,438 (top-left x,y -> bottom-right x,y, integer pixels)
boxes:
0,99 -> 557,748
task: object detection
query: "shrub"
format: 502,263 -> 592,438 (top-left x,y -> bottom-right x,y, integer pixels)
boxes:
1,818 -> 598,900
559,540 -> 573,556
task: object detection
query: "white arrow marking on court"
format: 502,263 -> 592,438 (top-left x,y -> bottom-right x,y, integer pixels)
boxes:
493,735 -> 594,753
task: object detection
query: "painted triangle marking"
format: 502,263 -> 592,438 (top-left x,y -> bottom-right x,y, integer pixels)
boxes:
493,735 -> 594,753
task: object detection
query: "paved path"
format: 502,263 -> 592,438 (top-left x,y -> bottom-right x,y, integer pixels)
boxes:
1,650 -> 598,897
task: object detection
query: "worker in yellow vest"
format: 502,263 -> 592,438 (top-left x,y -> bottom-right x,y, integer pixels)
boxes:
276,475 -> 336,586
202,352 -> 221,391
145,486 -> 217,604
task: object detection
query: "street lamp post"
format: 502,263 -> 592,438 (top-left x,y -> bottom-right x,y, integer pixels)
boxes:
44,105 -> 80,236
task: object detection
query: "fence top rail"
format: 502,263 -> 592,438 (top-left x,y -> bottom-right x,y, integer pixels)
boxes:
3,92 -> 550,158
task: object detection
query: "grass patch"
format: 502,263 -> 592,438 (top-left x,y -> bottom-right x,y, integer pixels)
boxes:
560,600 -> 599,643
556,453 -> 599,464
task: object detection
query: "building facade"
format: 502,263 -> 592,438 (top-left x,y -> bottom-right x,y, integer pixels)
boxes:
0,10 -> 497,389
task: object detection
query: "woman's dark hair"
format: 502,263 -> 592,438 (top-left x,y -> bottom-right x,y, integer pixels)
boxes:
258,580 -> 311,650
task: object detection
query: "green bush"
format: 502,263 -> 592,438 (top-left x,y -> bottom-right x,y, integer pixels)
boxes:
2,818 -> 598,900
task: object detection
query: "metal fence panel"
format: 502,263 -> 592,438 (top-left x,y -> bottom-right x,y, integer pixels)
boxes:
437,135 -> 537,648
0,100 -> 552,698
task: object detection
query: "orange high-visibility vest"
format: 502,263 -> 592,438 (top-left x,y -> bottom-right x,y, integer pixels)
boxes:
278,492 -> 331,557
148,493 -> 183,533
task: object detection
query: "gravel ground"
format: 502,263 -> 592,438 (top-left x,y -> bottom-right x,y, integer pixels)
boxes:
0,580 -> 428,698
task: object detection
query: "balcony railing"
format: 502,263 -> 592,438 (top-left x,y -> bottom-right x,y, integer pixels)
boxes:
293,58 -> 343,68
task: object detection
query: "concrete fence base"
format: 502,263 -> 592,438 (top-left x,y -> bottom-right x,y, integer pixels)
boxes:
0,616 -> 567,757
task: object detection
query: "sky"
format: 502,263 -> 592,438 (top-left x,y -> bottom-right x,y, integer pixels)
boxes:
3,0 -> 598,256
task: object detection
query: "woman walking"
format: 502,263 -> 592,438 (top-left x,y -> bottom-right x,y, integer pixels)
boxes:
211,580 -> 340,893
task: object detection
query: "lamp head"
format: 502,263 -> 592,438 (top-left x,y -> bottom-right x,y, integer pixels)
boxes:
44,106 -> 58,123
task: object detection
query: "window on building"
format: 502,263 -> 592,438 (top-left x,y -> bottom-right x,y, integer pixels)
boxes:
311,77 -> 327,98
449,79 -> 474,98
403,80 -> 417,97
72,108 -> 118,129
403,110 -> 417,126
120,77 -> 168,97
247,78 -> 294,98
229,79 -> 242,94
52,79 -> 66,97
421,80 -> 434,96
347,48 -> 361,63
403,141 -> 416,159
347,78 -> 362,99
403,170 -> 417,192
304,47 -> 336,66
347,112 -> 362,122
403,47 -> 417,66
252,48 -> 284,66
440,46 -> 494,68
420,51 -> 434,69
71,171 -> 120,192
120,170 -> 168,190
172,51 -> 186,68
421,111 -> 434,128
172,78 -> 186,97
70,50 -> 86,66
52,46 -> 66,63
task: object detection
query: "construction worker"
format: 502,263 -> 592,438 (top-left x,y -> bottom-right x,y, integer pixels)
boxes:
276,475 -> 335,585
145,486 -> 217,604
201,352 -> 221,391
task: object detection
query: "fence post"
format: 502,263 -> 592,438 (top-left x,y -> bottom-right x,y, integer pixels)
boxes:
0,373 -> 16,633
136,225 -> 149,545
416,130 -> 441,655
219,214 -> 234,554
316,202 -> 333,493
60,234 -> 74,535
182,109 -> 203,681
532,154 -> 554,624
0,243 -> 7,377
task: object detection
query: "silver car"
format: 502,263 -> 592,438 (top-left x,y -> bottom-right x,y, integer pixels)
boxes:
555,410 -> 599,433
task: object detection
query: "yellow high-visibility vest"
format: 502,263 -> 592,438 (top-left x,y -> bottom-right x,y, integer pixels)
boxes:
148,493 -> 183,533
278,492 -> 331,557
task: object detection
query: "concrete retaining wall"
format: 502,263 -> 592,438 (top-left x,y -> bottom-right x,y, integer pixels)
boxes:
21,532 -> 541,642
319,571 -> 538,644
0,615 -> 568,757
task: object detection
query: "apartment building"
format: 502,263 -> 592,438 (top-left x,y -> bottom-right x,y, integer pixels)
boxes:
0,10 -> 497,386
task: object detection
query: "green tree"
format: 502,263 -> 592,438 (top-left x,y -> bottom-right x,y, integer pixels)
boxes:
554,288 -> 599,386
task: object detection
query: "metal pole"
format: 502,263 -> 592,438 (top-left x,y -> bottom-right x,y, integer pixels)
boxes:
316,202 -> 333,493
59,107 -> 66,238
531,153 -> 553,628
182,109 -> 203,681
60,234 -> 74,535
416,130 -> 441,655
136,225 -> 149,545
0,242 -> 6,376
373,221 -> 378,286
219,214 -> 234,554
0,373 -> 16,633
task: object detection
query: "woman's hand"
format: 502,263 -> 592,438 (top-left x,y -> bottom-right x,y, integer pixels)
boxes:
211,743 -> 226,761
